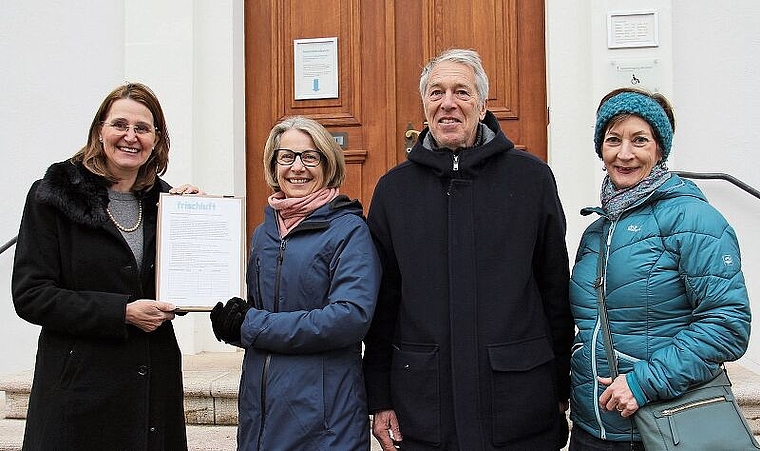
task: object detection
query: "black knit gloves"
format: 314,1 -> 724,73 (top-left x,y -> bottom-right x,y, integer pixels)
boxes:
210,297 -> 250,344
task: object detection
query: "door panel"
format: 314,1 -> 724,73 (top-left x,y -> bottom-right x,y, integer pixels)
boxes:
245,0 -> 546,234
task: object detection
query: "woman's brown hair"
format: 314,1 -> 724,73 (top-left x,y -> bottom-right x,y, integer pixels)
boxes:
72,82 -> 170,192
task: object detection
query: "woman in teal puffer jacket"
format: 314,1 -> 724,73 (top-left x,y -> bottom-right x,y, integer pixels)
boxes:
568,88 -> 751,450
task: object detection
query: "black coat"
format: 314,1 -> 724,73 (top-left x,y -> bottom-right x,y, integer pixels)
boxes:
12,160 -> 187,450
363,112 -> 573,450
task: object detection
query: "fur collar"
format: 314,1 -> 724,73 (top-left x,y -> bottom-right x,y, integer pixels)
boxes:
36,160 -> 164,227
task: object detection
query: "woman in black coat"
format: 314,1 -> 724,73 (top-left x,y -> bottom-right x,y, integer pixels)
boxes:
12,82 -> 200,450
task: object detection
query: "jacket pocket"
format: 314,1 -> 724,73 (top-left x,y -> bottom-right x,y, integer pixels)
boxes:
488,336 -> 558,446
57,340 -> 83,389
390,343 -> 441,446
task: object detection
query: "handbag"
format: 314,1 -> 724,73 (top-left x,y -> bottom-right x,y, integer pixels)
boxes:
594,234 -> 760,450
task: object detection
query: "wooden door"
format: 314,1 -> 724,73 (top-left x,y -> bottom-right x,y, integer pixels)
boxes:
244,0 -> 547,233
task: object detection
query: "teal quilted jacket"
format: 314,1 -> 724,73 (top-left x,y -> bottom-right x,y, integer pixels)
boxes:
568,174 -> 751,442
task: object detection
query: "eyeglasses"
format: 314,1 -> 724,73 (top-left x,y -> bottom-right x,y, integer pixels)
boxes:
102,120 -> 157,136
275,149 -> 323,167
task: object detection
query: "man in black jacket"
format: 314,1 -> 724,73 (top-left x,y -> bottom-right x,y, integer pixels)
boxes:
363,48 -> 573,450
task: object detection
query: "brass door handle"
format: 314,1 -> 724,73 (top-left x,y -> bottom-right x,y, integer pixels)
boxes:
405,129 -> 420,140
404,122 -> 425,153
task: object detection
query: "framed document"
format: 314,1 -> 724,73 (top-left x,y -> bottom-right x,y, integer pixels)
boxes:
156,194 -> 246,312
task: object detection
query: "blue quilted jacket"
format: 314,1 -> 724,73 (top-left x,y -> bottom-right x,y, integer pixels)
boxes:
569,174 -> 751,442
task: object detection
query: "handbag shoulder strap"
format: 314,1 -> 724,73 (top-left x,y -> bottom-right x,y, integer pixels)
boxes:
595,230 -> 619,378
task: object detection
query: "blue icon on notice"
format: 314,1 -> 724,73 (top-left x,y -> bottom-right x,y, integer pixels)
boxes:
312,78 -> 320,92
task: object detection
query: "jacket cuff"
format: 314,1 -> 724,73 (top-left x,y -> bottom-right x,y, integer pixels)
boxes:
364,369 -> 393,413
626,372 -> 648,407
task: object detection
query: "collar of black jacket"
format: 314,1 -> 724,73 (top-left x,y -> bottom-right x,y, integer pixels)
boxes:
408,111 -> 515,177
35,160 -> 165,227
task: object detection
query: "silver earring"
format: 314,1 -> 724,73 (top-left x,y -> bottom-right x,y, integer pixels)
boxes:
99,136 -> 103,142
602,166 -> 607,171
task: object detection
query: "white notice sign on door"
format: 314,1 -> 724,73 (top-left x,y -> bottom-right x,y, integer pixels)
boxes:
294,37 -> 339,100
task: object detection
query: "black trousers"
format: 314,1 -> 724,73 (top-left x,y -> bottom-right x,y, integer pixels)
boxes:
569,425 -> 644,451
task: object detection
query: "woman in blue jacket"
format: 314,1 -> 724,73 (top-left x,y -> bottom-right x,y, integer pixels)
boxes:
568,88 -> 751,450
210,116 -> 381,450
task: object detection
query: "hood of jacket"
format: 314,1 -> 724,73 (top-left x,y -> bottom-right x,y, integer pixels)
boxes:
646,173 -> 708,204
308,193 -> 365,222
407,110 -> 515,178
36,160 -> 168,228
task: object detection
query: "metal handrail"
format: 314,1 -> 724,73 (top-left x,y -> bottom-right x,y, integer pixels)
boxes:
0,172 -> 753,256
674,171 -> 760,200
1,236 -> 17,255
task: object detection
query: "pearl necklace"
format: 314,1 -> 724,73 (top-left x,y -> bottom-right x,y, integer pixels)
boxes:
106,200 -> 143,233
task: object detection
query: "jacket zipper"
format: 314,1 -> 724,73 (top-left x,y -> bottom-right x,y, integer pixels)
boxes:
256,355 -> 270,450
594,220 -> 617,440
453,154 -> 460,171
254,258 -> 263,309
273,240 -> 286,312
256,239 -> 287,450
661,397 -> 725,446
661,396 -> 724,415
589,189 -> 665,439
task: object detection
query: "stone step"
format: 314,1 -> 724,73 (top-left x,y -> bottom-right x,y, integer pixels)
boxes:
0,414 -> 239,451
181,351 -> 243,426
0,351 -> 245,426
0,351 -> 244,450
725,361 -> 760,433
0,351 -> 387,450
1,354 -> 758,450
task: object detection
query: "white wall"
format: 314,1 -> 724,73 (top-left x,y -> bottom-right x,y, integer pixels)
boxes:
0,0 -> 245,374
121,0 -> 247,355
547,0 -> 760,368
1,1 -> 127,374
547,0 -> 675,260
670,2 -> 760,369
2,0 -> 759,374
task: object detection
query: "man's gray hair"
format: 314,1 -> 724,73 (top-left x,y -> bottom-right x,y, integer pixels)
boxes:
419,48 -> 489,109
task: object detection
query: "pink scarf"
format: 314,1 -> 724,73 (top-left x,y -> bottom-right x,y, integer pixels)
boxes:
268,188 -> 339,237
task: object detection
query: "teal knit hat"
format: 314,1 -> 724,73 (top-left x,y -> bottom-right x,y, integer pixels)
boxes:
594,91 -> 674,161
